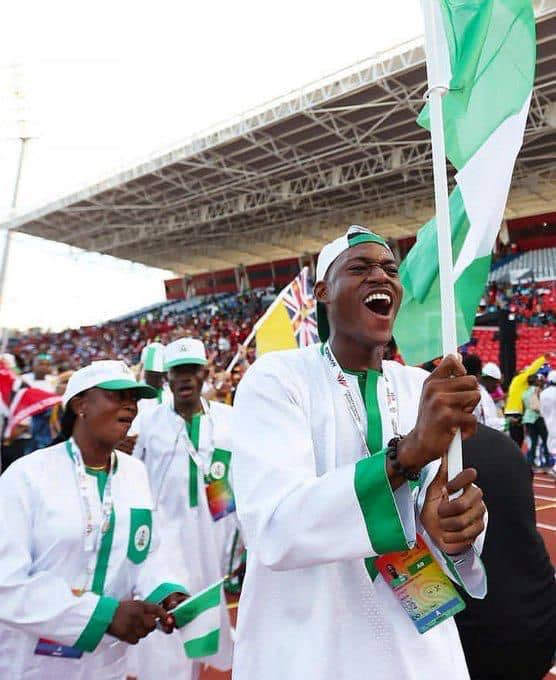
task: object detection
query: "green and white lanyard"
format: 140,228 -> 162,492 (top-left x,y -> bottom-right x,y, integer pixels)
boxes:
153,398 -> 216,509
183,398 -> 216,508
321,342 -> 400,456
65,438 -> 116,595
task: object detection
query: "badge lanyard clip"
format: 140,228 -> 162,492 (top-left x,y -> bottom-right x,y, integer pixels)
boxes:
321,342 -> 401,455
66,438 -> 115,593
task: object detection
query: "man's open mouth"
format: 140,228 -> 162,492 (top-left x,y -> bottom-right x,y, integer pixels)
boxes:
363,292 -> 393,317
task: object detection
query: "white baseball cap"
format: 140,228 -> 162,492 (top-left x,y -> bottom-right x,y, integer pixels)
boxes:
482,362 -> 502,380
63,360 -> 158,407
547,370 -> 556,384
316,225 -> 392,341
164,338 -> 208,370
141,342 -> 166,373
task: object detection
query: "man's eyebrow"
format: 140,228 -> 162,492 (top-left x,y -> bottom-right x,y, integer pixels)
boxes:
346,255 -> 398,266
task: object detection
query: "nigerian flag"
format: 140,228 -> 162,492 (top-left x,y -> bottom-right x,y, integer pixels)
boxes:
394,0 -> 536,365
172,580 -> 222,658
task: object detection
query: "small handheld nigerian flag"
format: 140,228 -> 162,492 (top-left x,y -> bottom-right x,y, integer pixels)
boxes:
172,580 -> 223,658
395,0 -> 535,366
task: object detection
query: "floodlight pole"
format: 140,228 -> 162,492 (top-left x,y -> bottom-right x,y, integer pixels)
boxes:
0,65 -> 31,352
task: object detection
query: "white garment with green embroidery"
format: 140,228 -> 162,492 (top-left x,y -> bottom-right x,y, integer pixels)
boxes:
231,344 -> 486,680
133,400 -> 237,678
0,441 -> 187,680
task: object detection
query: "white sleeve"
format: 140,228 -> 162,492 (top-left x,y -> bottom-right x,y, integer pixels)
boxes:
0,463 -> 119,651
231,358 -> 416,572
482,389 -> 505,432
132,417 -> 148,462
416,461 -> 487,599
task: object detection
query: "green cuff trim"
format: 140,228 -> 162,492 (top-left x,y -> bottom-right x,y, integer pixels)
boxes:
354,450 -> 410,555
145,582 -> 189,604
74,596 -> 119,652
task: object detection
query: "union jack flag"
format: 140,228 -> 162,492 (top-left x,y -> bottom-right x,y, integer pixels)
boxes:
281,267 -> 318,347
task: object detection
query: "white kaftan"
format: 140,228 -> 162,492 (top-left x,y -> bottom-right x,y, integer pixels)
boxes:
133,400 -> 237,679
231,344 -> 487,680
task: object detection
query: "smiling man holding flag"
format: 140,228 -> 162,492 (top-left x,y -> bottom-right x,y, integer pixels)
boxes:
232,225 -> 487,680
230,0 -> 537,677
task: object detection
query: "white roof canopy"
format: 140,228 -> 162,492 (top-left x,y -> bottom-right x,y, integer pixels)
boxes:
3,0 -> 556,275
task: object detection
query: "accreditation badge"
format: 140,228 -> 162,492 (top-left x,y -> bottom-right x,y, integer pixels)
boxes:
204,449 -> 236,521
34,638 -> 83,659
376,534 -> 465,634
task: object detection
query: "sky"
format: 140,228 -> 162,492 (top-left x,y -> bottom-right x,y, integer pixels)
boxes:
0,0 -> 424,331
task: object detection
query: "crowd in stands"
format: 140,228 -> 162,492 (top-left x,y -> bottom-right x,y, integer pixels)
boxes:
4,276 -> 555,472
478,280 -> 555,326
8,290 -> 266,375
8,279 -> 554,381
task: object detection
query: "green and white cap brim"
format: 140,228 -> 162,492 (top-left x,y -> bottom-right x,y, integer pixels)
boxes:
164,337 -> 208,370
141,342 -> 166,373
63,360 -> 158,407
316,225 -> 392,342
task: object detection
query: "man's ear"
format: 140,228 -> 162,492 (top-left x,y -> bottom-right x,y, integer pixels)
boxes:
314,280 -> 329,304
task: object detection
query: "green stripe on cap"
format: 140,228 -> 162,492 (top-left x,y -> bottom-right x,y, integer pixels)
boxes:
143,345 -> 157,372
165,358 -> 208,370
347,232 -> 390,250
96,379 -> 158,400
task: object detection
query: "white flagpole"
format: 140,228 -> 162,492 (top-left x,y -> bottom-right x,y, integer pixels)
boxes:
225,267 -> 308,373
421,0 -> 463,490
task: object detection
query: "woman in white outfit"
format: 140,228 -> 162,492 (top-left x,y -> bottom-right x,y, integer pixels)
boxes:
0,360 -> 188,680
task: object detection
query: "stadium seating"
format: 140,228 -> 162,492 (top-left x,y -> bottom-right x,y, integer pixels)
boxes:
472,325 -> 555,371
489,247 -> 556,283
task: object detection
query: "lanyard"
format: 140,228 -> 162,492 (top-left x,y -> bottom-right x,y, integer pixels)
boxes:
153,399 -> 216,509
65,438 -> 115,593
183,398 -> 216,507
321,342 -> 400,456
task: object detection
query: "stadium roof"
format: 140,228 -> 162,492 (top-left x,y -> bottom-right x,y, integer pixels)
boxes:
4,0 -> 556,275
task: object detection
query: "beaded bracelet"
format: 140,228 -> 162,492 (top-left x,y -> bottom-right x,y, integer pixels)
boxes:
386,436 -> 421,482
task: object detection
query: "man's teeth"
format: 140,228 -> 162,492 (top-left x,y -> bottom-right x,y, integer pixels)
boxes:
364,293 -> 392,304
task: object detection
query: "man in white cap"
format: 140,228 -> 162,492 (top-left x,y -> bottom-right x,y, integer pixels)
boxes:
132,337 -> 236,680
232,225 -> 487,680
119,343 -> 170,455
540,370 -> 556,475
463,356 -> 505,432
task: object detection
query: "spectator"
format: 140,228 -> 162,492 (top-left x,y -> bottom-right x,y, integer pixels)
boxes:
505,355 -> 547,448
540,370 -> 556,470
455,425 -> 556,680
522,374 -> 550,469
462,354 -> 504,431
22,353 -> 55,391
48,370 -> 74,442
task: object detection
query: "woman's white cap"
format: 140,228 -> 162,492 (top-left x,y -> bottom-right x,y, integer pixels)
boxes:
63,360 -> 158,407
